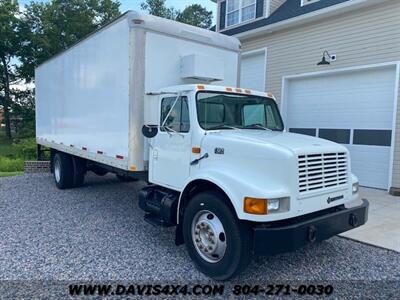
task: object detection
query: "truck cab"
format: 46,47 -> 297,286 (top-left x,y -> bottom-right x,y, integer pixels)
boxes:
140,84 -> 368,280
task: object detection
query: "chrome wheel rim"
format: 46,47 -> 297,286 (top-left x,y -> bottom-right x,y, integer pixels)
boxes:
191,210 -> 227,263
54,159 -> 61,183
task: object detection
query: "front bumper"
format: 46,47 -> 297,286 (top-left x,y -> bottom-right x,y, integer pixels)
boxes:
253,199 -> 369,255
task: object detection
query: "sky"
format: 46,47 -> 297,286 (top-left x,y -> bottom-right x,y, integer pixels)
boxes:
18,0 -> 217,21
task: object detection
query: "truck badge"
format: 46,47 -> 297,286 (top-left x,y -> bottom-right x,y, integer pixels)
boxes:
327,195 -> 344,204
215,148 -> 224,155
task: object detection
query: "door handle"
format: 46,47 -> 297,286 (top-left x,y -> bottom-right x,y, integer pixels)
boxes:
190,153 -> 209,166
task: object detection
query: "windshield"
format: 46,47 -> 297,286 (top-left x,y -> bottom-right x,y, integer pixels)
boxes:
196,92 -> 284,131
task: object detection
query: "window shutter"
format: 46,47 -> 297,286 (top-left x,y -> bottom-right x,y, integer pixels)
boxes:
256,0 -> 264,18
219,1 -> 226,30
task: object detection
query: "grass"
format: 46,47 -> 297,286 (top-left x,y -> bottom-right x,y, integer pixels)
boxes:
0,128 -> 35,172
0,130 -> 16,158
0,156 -> 24,172
0,171 -> 24,178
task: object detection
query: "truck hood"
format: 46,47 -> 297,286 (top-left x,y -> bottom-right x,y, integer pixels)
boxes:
205,130 -> 347,154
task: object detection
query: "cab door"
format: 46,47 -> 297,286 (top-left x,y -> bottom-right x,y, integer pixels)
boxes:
150,95 -> 191,190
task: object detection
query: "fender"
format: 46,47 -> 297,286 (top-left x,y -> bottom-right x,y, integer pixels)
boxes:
176,167 -> 291,224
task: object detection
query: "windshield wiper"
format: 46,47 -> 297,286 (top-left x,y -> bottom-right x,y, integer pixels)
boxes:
207,124 -> 241,131
243,124 -> 272,131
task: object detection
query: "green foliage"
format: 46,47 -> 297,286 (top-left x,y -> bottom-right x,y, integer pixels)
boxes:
140,0 -> 177,19
140,0 -> 213,29
12,138 -> 37,160
0,0 -> 21,140
176,4 -> 213,29
0,0 -> 20,57
0,156 -> 24,172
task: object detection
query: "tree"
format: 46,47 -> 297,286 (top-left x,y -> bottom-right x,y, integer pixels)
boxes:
140,0 -> 177,20
176,4 -> 212,29
18,0 -> 121,82
140,0 -> 213,29
0,0 -> 20,140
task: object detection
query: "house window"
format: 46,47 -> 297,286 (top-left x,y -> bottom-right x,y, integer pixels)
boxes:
226,0 -> 256,27
301,0 -> 320,6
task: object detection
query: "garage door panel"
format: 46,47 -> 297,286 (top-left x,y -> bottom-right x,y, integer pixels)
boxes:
347,145 -> 391,189
286,67 -> 395,129
285,65 -> 396,189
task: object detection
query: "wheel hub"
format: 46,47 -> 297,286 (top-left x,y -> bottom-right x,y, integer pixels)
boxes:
192,210 -> 226,263
54,159 -> 61,183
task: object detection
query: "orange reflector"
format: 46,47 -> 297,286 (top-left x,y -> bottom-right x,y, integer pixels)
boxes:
197,85 -> 205,90
236,88 -> 242,93
244,89 -> 251,94
267,91 -> 273,98
192,147 -> 201,154
130,165 -> 137,171
226,87 -> 233,92
244,197 -> 267,215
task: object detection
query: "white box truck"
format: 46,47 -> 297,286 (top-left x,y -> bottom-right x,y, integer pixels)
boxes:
36,11 -> 368,280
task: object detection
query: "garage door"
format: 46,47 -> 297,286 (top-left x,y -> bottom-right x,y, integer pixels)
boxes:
284,65 -> 397,189
240,50 -> 266,92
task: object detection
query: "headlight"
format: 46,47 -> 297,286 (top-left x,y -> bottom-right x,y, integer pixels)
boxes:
267,199 -> 280,211
352,182 -> 359,194
244,197 -> 288,215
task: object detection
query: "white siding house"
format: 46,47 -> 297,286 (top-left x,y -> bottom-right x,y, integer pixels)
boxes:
213,0 -> 400,195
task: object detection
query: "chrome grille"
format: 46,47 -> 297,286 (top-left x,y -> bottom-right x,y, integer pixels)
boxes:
298,152 -> 348,193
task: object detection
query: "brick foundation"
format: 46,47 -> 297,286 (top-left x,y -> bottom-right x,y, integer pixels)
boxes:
24,161 -> 51,173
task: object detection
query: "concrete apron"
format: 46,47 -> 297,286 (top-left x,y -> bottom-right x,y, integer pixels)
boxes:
341,187 -> 400,252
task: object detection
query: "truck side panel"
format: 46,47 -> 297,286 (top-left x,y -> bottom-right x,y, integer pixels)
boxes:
36,18 -> 131,169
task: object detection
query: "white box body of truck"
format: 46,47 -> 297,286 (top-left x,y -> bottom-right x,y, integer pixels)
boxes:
36,11 -> 240,172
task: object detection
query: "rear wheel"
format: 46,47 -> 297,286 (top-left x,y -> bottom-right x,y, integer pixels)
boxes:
53,152 -> 74,189
72,156 -> 86,187
183,191 -> 252,280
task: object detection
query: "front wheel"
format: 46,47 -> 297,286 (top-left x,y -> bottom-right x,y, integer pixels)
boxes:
183,191 -> 252,280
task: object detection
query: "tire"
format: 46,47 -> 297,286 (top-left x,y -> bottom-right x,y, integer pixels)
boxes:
53,152 -> 74,189
72,156 -> 86,187
116,174 -> 138,182
183,191 -> 252,280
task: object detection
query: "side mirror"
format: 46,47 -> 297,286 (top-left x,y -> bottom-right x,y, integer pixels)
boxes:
142,125 -> 158,138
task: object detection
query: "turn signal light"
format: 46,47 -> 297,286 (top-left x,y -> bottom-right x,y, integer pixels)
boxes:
244,197 -> 267,215
192,147 -> 201,154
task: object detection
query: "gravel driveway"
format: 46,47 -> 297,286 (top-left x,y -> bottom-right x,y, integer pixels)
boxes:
0,173 -> 399,298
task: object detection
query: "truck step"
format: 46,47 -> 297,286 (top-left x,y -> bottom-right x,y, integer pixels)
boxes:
138,185 -> 179,227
